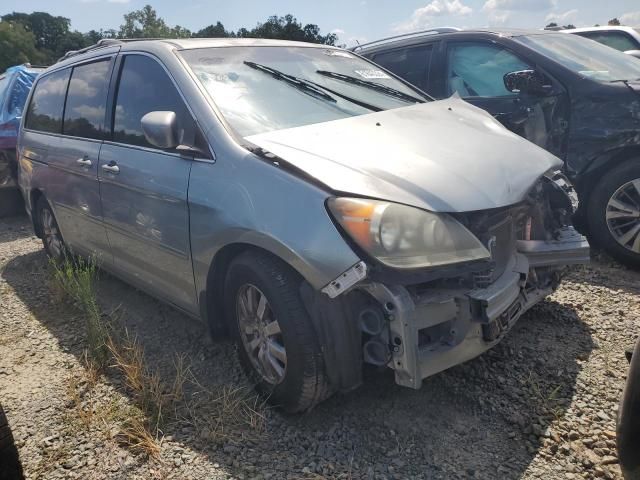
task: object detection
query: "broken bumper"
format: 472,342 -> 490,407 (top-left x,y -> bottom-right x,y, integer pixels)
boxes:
365,227 -> 589,390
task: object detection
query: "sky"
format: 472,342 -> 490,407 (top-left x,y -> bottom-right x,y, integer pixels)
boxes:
2,0 -> 640,47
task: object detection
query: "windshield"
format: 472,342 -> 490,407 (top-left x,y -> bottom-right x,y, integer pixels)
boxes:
516,33 -> 640,82
180,46 -> 427,137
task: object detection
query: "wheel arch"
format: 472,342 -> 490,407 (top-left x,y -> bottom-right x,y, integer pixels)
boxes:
574,147 -> 640,231
201,242 -> 307,337
578,146 -> 640,200
30,188 -> 45,238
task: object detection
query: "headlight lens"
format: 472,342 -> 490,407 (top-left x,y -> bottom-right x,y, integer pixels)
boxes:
327,197 -> 490,269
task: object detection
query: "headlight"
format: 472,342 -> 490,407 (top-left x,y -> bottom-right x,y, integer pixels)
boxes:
327,197 -> 490,269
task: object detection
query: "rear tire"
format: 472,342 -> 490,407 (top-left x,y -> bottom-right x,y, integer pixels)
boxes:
35,196 -> 66,262
0,403 -> 24,480
224,250 -> 332,412
588,160 -> 640,269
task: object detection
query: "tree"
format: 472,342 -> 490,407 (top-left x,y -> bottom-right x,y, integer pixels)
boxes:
545,22 -> 558,28
1,11 -> 71,52
239,14 -> 337,45
608,18 -> 621,26
118,5 -> 190,38
194,21 -> 231,38
563,24 -> 576,29
0,21 -> 42,71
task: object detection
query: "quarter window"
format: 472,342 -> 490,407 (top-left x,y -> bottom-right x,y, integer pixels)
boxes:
63,59 -> 111,139
25,69 -> 71,133
112,55 -> 194,148
446,43 -> 531,97
372,45 -> 433,91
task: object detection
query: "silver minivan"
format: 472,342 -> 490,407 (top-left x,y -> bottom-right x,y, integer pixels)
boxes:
18,38 -> 589,412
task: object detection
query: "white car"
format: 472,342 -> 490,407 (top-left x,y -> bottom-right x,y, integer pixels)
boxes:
564,26 -> 640,58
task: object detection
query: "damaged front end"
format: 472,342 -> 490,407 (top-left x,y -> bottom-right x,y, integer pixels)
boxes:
313,171 -> 589,391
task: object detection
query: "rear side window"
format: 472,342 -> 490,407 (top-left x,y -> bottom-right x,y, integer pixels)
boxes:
63,59 -> 111,139
372,45 -> 433,91
112,55 -> 194,148
575,31 -> 640,52
25,69 -> 71,133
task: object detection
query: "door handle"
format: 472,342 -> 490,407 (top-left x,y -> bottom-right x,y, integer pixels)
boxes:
76,156 -> 92,167
101,161 -> 120,174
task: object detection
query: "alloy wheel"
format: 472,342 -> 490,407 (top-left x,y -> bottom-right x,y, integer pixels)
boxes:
236,284 -> 287,384
606,178 -> 640,254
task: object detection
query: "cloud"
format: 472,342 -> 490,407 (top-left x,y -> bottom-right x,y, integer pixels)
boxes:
394,0 -> 473,33
331,28 -> 345,35
545,9 -> 578,23
483,0 -> 555,12
488,11 -> 510,25
620,11 -> 640,25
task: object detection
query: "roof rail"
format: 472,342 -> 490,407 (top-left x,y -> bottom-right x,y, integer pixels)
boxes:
56,37 -> 168,63
352,27 -> 461,51
57,38 -> 123,63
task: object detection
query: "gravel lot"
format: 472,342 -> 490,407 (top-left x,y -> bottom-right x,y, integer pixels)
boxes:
1,213 -> 638,479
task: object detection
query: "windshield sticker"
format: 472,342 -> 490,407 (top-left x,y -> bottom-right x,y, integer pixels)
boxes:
324,49 -> 355,59
354,69 -> 391,79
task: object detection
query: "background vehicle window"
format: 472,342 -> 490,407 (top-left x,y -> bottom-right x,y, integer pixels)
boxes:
63,59 -> 111,139
575,31 -> 640,52
25,69 -> 71,133
447,43 -> 530,97
372,45 -> 433,91
0,75 -> 9,107
113,55 -> 194,148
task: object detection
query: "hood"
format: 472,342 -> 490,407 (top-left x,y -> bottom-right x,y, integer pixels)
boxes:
245,97 -> 562,213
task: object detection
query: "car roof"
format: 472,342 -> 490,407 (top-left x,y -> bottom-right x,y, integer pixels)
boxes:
52,37 -> 342,67
354,27 -> 553,52
565,26 -> 640,34
160,37 -> 340,50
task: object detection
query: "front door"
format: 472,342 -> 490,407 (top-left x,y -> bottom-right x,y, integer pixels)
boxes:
442,40 -> 569,159
98,54 -> 197,313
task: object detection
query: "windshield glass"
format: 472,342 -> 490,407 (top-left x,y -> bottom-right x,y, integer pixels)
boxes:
516,33 -> 640,82
180,46 -> 427,137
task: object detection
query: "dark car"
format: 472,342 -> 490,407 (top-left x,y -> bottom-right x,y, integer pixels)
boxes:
355,28 -> 640,267
0,64 -> 43,217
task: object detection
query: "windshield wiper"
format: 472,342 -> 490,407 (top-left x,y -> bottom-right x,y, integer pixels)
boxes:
316,70 -> 426,104
244,61 -> 337,103
244,61 -> 381,112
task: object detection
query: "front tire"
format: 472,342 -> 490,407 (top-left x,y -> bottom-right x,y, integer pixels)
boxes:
588,160 -> 640,268
224,251 -> 331,412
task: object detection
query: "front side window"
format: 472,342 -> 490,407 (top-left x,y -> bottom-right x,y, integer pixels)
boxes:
179,46 -> 427,137
113,55 -> 194,148
575,31 -> 640,52
63,59 -> 111,139
516,33 -> 640,82
25,69 -> 71,133
372,45 -> 433,91
446,42 -> 531,97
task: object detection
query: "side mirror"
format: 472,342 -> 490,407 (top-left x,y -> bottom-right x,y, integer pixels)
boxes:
503,70 -> 551,96
141,111 -> 179,149
624,50 -> 640,59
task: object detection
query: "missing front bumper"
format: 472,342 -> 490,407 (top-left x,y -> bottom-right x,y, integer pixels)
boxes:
362,228 -> 589,390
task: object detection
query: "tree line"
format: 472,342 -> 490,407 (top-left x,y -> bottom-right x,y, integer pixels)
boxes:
0,5 -> 338,71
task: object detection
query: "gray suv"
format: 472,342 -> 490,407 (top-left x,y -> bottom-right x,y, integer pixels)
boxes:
18,38 -> 589,411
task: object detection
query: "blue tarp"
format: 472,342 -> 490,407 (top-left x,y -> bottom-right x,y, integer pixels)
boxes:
0,65 -> 41,149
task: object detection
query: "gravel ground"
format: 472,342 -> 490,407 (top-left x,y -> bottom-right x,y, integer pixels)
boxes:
0,214 -> 638,480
